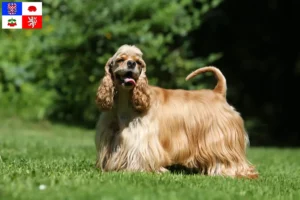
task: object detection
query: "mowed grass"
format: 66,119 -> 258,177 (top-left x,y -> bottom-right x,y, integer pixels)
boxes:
1,118 -> 300,200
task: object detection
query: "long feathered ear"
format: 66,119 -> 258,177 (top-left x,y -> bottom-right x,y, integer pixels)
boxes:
96,57 -> 115,111
132,59 -> 151,112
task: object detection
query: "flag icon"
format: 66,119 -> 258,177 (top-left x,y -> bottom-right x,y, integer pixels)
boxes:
2,2 -> 43,29
22,2 -> 42,16
2,16 -> 22,29
22,16 -> 42,29
2,2 -> 22,15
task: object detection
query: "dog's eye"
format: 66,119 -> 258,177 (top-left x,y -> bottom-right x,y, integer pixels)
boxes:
136,61 -> 142,65
117,59 -> 124,63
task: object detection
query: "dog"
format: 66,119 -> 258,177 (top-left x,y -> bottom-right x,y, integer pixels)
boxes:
95,44 -> 258,178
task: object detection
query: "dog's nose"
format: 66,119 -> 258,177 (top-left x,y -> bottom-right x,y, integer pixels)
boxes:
127,60 -> 136,69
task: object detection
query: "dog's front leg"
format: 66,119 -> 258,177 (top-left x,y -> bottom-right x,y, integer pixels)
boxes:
95,113 -> 120,171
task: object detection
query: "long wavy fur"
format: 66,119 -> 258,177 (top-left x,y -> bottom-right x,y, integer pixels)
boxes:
132,76 -> 151,112
96,58 -> 114,111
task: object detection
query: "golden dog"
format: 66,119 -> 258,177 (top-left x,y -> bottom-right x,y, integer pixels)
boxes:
95,44 -> 258,178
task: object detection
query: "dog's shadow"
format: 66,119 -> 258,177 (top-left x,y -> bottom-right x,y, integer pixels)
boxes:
166,165 -> 200,175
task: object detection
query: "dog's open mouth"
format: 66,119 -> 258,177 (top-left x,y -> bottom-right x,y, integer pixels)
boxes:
116,71 -> 137,86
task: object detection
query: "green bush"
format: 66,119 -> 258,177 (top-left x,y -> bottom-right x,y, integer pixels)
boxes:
0,0 -> 222,127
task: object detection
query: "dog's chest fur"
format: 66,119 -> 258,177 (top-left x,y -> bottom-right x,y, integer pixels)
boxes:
117,110 -> 134,129
115,91 -> 136,129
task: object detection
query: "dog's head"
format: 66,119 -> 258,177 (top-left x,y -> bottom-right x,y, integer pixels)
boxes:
96,45 -> 150,112
108,45 -> 146,90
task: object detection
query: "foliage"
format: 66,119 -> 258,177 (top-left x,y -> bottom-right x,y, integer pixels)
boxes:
0,0 -> 222,126
1,118 -> 300,200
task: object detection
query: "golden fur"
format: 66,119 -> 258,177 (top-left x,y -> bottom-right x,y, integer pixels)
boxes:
95,44 -> 258,178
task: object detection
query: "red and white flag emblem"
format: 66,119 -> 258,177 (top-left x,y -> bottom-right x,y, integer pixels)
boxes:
22,16 -> 42,29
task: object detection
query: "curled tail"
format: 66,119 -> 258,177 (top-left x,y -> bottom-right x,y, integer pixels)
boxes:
185,66 -> 227,97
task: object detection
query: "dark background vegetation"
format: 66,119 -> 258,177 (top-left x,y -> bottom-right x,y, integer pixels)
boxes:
0,0 -> 299,146
192,0 -> 300,146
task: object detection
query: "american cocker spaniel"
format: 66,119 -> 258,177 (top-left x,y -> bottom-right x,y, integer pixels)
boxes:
95,44 -> 258,179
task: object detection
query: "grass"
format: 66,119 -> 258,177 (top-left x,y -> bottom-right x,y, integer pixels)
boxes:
0,118 -> 300,200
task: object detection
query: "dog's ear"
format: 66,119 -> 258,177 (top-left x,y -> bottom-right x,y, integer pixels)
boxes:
104,57 -> 113,76
132,59 -> 151,112
139,58 -> 146,70
96,57 -> 115,111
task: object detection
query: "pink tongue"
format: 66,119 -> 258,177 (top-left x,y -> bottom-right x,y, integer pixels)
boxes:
124,78 -> 136,85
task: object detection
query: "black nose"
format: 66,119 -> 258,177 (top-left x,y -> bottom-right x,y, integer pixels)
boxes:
127,60 -> 136,69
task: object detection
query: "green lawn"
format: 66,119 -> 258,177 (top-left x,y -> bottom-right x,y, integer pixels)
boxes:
0,118 -> 300,200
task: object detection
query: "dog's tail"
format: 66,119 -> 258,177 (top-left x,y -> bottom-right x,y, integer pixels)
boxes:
185,66 -> 227,97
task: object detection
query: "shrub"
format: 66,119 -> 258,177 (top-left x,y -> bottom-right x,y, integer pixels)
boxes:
0,0 -> 222,127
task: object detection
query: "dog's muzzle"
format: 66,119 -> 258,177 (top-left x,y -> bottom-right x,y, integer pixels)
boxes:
115,70 -> 138,86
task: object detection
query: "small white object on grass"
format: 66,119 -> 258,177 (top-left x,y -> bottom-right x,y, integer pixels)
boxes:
39,184 -> 47,190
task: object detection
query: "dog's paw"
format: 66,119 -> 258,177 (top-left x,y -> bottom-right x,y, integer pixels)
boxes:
157,167 -> 169,174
